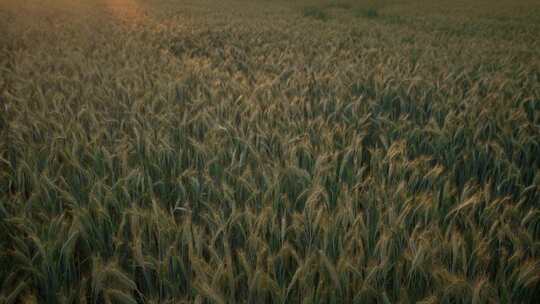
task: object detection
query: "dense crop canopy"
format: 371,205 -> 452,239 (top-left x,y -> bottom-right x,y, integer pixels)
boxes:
1,0 -> 539,303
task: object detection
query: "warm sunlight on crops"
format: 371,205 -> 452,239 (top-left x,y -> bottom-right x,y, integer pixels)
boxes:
1,0 -> 539,303
104,0 -> 146,23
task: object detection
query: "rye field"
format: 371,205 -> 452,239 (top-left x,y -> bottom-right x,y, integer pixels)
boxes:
1,0 -> 539,303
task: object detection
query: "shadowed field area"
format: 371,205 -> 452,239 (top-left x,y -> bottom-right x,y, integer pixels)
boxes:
1,0 -> 539,303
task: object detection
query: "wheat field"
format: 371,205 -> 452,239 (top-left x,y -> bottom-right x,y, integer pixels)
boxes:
1,0 -> 539,303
